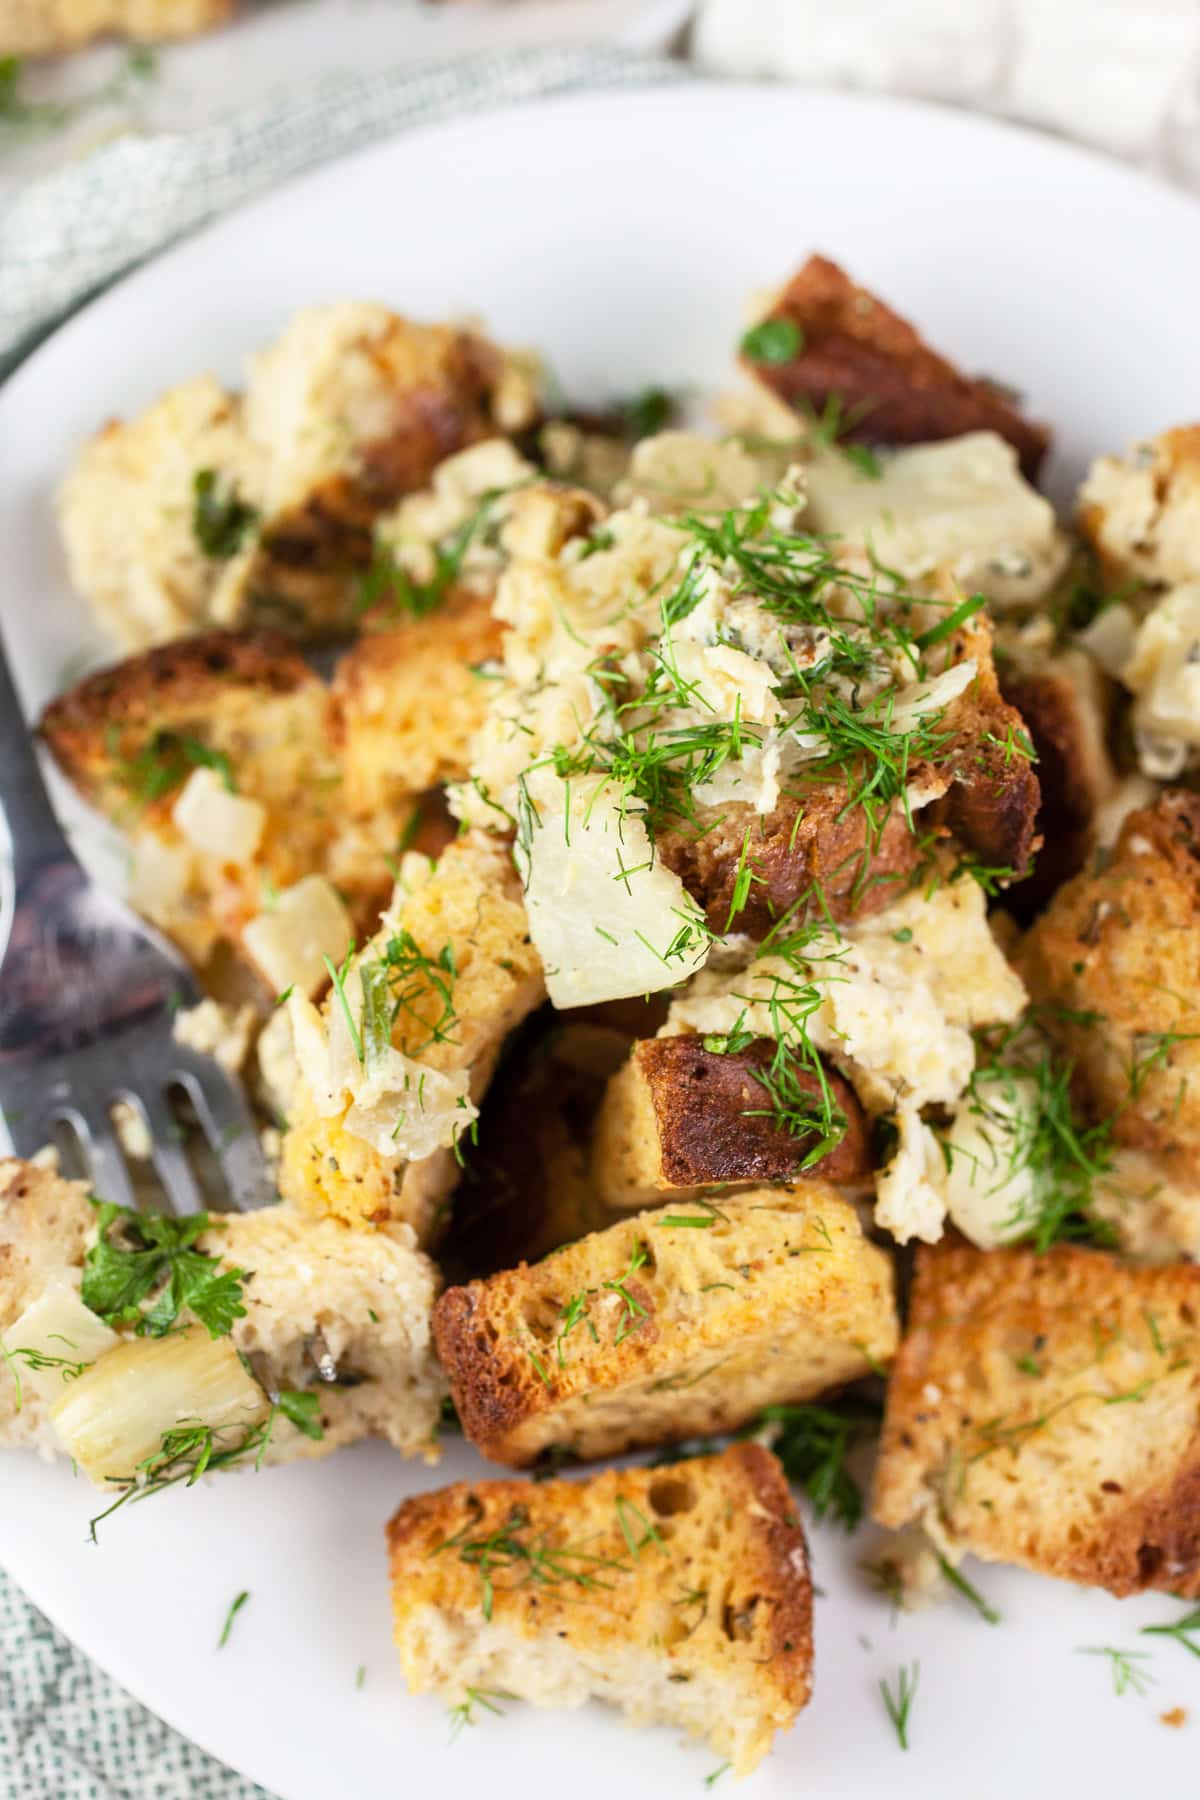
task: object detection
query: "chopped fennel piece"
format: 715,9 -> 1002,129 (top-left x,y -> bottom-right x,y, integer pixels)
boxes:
516,774 -> 709,1008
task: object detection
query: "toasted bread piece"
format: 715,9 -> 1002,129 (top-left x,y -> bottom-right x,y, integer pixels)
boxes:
278,835 -> 544,1241
745,255 -> 1050,479
1079,425 -> 1200,590
330,592 -> 502,814
58,308 -> 537,646
1017,790 -> 1200,1188
873,1237 -> 1200,1596
57,377 -> 254,650
591,1037 -> 872,1210
37,630 -> 391,971
0,1159 -> 442,1466
3,0 -> 230,53
444,1014 -> 624,1281
660,619 -> 1040,932
434,1182 -> 898,1466
218,306 -> 538,637
999,648 -> 1118,915
386,1444 -> 812,1776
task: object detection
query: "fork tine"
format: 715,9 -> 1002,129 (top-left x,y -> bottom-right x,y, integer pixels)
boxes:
70,1104 -> 138,1211
0,1094 -> 57,1163
134,1090 -> 207,1217
174,1061 -> 274,1212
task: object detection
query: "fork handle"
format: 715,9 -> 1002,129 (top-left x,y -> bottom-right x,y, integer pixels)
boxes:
0,624 -> 75,883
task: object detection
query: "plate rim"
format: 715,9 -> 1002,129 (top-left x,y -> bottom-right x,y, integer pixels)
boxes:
4,75 -> 1200,1798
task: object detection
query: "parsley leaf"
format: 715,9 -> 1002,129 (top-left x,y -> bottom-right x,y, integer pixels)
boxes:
740,318 -> 802,364
192,468 -> 258,560
81,1201 -> 248,1340
275,1389 -> 324,1440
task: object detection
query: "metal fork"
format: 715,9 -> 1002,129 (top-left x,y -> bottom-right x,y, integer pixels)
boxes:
0,631 -> 272,1214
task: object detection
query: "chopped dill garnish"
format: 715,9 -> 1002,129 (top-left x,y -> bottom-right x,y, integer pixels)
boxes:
1078,1646 -> 1155,1697
432,1497 -> 629,1621
879,1661 -> 919,1750
217,1590 -> 249,1649
755,1397 -> 881,1530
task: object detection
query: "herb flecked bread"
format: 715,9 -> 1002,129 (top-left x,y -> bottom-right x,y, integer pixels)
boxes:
0,1158 -> 443,1471
434,1182 -> 898,1466
591,1035 -> 873,1210
386,1443 -> 813,1776
58,306 -> 538,647
278,834 -> 544,1241
872,1236 -> 1200,1597
1017,788 -> 1200,1190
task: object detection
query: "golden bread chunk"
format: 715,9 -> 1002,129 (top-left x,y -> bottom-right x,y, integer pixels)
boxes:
278,835 -> 544,1241
433,1182 -> 898,1466
4,0 -> 230,54
591,1037 -> 873,1211
386,1444 -> 813,1777
998,647 -> 1117,914
330,592 -> 502,815
873,1237 -> 1200,1596
745,254 -> 1050,479
1017,790 -> 1200,1188
1078,425 -> 1200,590
37,630 -> 387,972
0,1159 -> 442,1467
57,305 -> 538,646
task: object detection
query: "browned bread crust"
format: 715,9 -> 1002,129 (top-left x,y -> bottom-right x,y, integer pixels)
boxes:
873,1237 -> 1200,1597
385,1443 -> 813,1776
1016,789 -> 1200,1185
748,254 -> 1050,480
660,620 -> 1041,932
240,326 -> 512,636
433,1182 -> 898,1466
999,650 -> 1116,916
592,1036 -> 872,1210
38,629 -> 321,817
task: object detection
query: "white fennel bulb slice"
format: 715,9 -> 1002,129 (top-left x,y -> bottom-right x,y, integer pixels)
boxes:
516,774 -> 709,1008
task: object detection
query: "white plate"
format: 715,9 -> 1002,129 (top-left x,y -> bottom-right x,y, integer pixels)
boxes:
3,83 -> 1200,1800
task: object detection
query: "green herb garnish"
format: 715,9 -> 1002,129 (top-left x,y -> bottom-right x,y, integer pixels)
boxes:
81,1200 -> 247,1340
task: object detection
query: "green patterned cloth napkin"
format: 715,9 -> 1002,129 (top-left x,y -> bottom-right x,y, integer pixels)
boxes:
0,41 -> 679,1800
0,42 -> 681,378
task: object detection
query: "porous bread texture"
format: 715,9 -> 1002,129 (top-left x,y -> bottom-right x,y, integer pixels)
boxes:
330,593 -> 502,815
386,1443 -> 813,1777
3,0 -> 229,53
57,305 -> 538,646
278,834 -> 544,1240
591,1036 -> 873,1211
0,1158 -> 443,1466
1078,425 -> 1200,590
1017,790 -> 1200,1203
57,377 -> 251,648
434,1181 -> 898,1466
873,1237 -> 1200,1597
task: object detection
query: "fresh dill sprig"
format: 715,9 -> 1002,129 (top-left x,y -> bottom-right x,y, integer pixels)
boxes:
432,1498 -> 629,1621
447,1686 -> 514,1741
109,727 -> 237,804
1079,1646 -> 1155,1697
755,1397 -> 881,1530
935,1553 -> 1000,1625
217,1590 -> 249,1649
1142,1605 -> 1200,1659
879,1661 -> 919,1750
